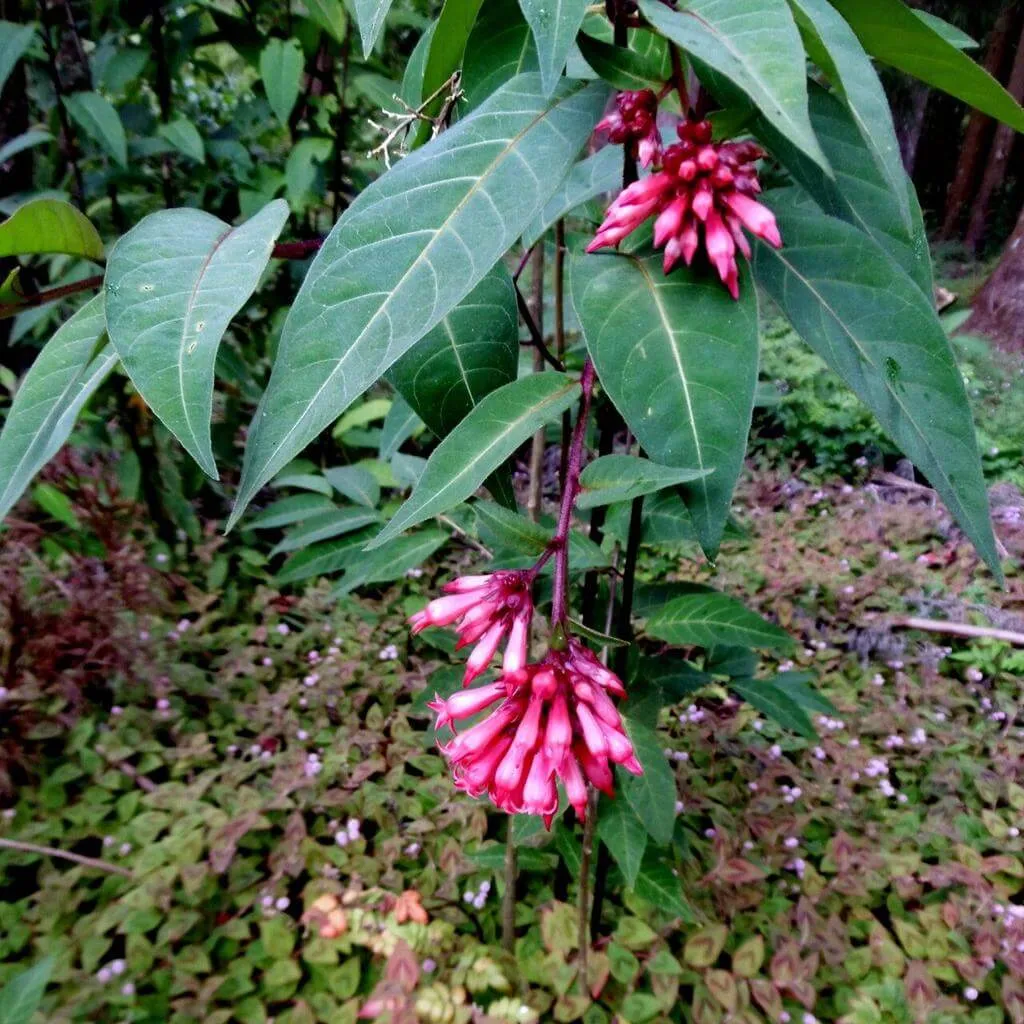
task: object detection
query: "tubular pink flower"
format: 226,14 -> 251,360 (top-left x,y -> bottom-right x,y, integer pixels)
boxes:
430,680 -> 508,731
588,109 -> 781,298
503,613 -> 529,673
463,619 -> 506,685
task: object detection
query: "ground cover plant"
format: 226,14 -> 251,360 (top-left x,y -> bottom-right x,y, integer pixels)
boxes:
1,0 -> 1024,1020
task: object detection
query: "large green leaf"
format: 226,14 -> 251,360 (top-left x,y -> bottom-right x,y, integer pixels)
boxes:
369,372 -> 582,546
461,0 -> 537,109
324,465 -> 381,507
386,264 -> 518,440
104,200 -> 289,478
230,76 -> 606,527
380,395 -> 422,459
751,191 -> 1000,577
158,117 -> 205,163
333,528 -> 449,594
260,37 -> 304,125
412,0 -> 487,144
597,797 -> 648,888
620,721 -> 677,845
571,249 -> 759,557
644,591 -> 793,651
577,454 -> 710,510
400,22 -> 437,106
729,677 -> 816,738
0,129 -> 53,166
0,956 -> 54,1024
0,296 -> 110,523
522,144 -> 620,248
64,91 -> 128,167
518,0 -> 588,95
305,0 -> 348,42
638,0 -> 828,173
276,529 -> 377,584
0,198 -> 105,263
0,21 -> 35,97
250,492 -> 337,529
831,0 -> 1024,132
785,0 -> 910,232
271,507 -> 382,554
633,852 -> 695,921
355,0 -> 396,57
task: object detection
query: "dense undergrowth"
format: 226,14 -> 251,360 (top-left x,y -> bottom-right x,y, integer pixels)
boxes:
2,397 -> 1023,1023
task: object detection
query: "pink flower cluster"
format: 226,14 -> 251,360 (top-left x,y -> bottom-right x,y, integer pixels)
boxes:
428,642 -> 641,826
595,88 -> 661,168
409,571 -> 532,685
588,105 -> 782,298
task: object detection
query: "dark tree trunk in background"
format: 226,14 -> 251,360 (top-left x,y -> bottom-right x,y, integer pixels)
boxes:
939,2 -> 1023,239
962,205 -> 1024,348
964,18 -> 1024,252
898,83 -> 931,176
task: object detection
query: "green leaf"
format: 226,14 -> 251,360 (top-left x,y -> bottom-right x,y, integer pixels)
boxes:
729,677 -> 816,738
633,852 -> 695,922
104,199 -> 289,478
566,618 -> 629,648
620,721 -> 676,845
333,528 -> 449,594
0,296 -> 110,523
578,454 -> 710,510
370,372 -> 582,547
571,249 -> 759,557
285,137 -> 332,207
576,30 -> 671,91
474,499 -> 610,569
352,72 -> 402,109
751,191 -> 1000,577
273,469 -> 334,496
0,21 -> 35,97
597,797 -> 648,887
355,0 -> 395,57
638,0 -> 828,173
912,10 -> 976,50
0,956 -> 54,1024
386,264 -> 519,443
324,466 -> 380,507
250,492 -> 337,529
606,489 -> 698,548
523,144 -> 620,247
645,591 -> 793,651
305,0 -> 348,42
640,656 -> 712,702
412,0 -> 487,145
0,130 -> 53,166
271,507 -> 382,554
461,0 -> 537,109
229,76 -> 605,529
33,481 -> 80,528
380,395 -> 422,459
518,0 -> 588,95
765,670 -> 837,716
157,117 -> 205,162
830,0 -> 1024,131
0,198 -> 105,262
400,22 -> 437,106
261,38 -> 304,126
276,529 -> 377,584
785,0 -> 910,232
64,91 -> 128,167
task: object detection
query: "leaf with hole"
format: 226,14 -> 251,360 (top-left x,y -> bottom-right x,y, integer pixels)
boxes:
572,249 -> 759,557
645,590 -> 793,651
64,91 -> 128,167
371,372 -> 582,547
751,190 -> 999,577
0,198 -> 105,263
104,199 -> 289,478
229,76 -> 606,528
0,296 -> 112,523
578,454 -> 710,509
638,0 -> 828,172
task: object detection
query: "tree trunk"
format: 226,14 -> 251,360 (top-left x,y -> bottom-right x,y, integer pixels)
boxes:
964,17 -> 1024,252
961,204 -> 1024,348
898,82 -> 930,176
939,2 -> 1023,240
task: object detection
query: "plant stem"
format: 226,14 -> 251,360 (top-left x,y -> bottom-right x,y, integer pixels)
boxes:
554,219 -> 570,487
577,788 -> 597,993
527,245 -> 546,523
332,29 -> 353,220
670,43 -> 690,114
502,825 -> 517,952
549,359 -> 596,625
514,282 -> 563,371
150,3 -> 176,208
0,837 -> 133,877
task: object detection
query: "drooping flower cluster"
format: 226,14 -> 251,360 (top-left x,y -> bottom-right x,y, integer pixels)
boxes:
594,88 -> 661,167
409,571 -> 532,685
588,110 -> 782,298
428,640 -> 642,826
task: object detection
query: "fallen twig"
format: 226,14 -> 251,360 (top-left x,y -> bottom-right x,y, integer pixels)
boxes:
891,616 -> 1024,647
0,837 -> 133,877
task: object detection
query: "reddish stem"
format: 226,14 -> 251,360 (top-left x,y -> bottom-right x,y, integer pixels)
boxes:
547,358 -> 596,625
670,44 -> 689,114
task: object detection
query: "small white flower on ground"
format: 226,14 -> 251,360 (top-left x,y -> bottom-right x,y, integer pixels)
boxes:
769,744 -> 782,759
378,644 -> 399,661
346,818 -> 361,840
335,831 -> 349,847
675,800 -> 685,814
97,967 -> 112,984
155,553 -> 168,563
276,623 -> 290,636
275,897 -> 290,911
262,657 -> 273,667
405,842 -> 421,856
121,982 -> 135,997
110,959 -> 125,976
119,843 -> 132,856
422,958 -> 436,973
111,706 -> 123,716
752,720 -> 763,732
784,837 -> 799,849
156,698 -> 170,711
964,987 -> 979,1001
177,618 -> 191,632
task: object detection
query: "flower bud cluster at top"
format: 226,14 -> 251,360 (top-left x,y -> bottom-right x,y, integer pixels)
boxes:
588,89 -> 783,298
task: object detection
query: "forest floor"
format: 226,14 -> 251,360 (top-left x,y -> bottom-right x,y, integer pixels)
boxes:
2,456 -> 1023,1024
